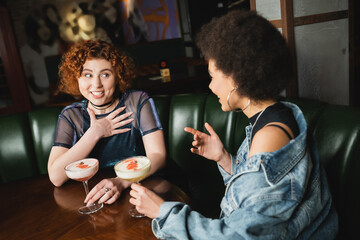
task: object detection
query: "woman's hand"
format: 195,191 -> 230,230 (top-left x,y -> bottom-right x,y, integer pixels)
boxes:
87,106 -> 134,138
129,183 -> 164,219
84,177 -> 131,206
184,122 -> 227,163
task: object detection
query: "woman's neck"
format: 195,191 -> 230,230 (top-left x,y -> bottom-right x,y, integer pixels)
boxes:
89,98 -> 118,114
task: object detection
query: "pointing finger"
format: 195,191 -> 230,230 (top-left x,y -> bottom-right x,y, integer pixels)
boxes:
184,127 -> 202,136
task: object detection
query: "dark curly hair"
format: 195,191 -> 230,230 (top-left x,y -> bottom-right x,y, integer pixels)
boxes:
58,39 -> 135,97
195,10 -> 292,100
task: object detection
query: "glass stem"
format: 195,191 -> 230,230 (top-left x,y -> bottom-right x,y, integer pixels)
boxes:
83,180 -> 89,195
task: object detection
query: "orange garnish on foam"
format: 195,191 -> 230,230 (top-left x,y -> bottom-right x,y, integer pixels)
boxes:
76,162 -> 90,169
125,159 -> 138,170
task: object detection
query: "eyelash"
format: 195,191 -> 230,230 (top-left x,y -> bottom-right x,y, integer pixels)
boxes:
83,73 -> 110,78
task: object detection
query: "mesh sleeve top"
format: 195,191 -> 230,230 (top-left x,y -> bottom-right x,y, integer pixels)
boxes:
53,90 -> 162,169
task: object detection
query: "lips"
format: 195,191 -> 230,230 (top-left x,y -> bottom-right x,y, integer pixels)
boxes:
90,91 -> 104,98
216,95 -> 221,102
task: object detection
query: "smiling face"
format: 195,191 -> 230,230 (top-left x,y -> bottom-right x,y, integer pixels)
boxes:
208,59 -> 239,111
78,58 -> 116,107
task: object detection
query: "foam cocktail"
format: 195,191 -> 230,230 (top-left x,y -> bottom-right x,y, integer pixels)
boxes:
65,158 -> 103,214
114,156 -> 151,182
114,156 -> 151,217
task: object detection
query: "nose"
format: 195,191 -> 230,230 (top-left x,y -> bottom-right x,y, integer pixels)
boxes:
208,79 -> 213,92
92,75 -> 103,88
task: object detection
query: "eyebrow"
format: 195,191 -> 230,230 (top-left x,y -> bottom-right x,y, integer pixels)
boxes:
100,69 -> 113,73
82,68 -> 113,73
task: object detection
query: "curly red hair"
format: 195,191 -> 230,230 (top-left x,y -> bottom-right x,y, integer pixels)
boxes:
57,40 -> 135,97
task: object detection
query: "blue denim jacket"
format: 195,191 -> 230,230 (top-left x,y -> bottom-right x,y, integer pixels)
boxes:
152,102 -> 338,240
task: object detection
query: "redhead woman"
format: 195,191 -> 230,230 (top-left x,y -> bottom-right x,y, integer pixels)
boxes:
48,40 -> 166,207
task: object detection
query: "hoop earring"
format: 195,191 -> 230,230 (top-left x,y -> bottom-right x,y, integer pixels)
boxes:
226,88 -> 250,112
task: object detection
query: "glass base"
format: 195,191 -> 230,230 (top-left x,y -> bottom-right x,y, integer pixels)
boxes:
129,207 -> 146,218
78,202 -> 103,214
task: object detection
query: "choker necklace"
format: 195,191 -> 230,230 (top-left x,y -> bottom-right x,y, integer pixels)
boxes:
89,99 -> 115,111
227,88 -> 250,112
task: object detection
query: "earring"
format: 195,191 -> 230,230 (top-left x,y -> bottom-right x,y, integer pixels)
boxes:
226,88 -> 250,112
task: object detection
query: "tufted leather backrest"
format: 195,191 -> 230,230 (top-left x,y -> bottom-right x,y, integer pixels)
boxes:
0,107 -> 62,182
28,107 -> 63,175
292,99 -> 360,238
0,112 -> 38,182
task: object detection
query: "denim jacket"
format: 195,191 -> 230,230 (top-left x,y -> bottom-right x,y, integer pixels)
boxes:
152,102 -> 338,240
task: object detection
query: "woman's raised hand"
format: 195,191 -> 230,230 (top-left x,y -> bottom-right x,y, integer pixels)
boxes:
87,106 -> 134,138
184,122 -> 226,162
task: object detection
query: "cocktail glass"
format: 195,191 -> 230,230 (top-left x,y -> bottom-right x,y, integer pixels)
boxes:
64,158 -> 103,214
114,156 -> 151,218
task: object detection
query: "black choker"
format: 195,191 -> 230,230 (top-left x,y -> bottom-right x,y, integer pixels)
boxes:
89,99 -> 115,110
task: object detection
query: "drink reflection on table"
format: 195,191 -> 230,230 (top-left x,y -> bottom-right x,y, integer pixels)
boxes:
53,183 -> 122,230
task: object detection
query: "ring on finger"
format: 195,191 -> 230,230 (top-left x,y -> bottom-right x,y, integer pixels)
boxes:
103,188 -> 111,193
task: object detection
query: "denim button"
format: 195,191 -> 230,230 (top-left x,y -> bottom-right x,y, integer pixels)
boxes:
236,160 -> 239,164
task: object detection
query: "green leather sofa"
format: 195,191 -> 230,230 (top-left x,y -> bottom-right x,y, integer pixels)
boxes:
1,93 -> 359,239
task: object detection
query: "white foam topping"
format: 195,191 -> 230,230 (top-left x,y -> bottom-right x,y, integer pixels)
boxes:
114,156 -> 151,179
65,158 -> 99,179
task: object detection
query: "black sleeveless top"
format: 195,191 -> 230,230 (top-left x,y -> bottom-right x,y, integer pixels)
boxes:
249,102 -> 300,142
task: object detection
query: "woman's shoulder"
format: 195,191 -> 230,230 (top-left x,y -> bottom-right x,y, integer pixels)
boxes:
123,89 -> 151,104
124,89 -> 150,98
265,102 -> 293,117
60,100 -> 87,116
250,127 -> 291,155
279,101 -> 303,115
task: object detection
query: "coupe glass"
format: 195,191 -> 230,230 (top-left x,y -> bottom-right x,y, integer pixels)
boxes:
114,156 -> 151,218
64,158 -> 103,214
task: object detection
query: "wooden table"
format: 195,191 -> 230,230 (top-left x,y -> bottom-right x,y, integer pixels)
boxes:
0,172 -> 190,239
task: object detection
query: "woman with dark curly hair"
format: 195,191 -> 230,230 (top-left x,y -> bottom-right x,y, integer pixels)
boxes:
48,40 -> 166,208
129,10 -> 338,239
